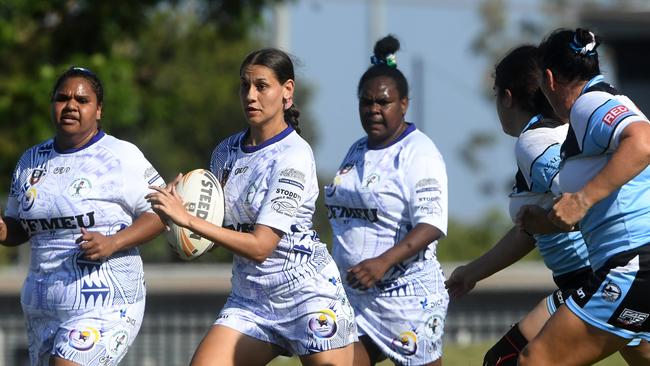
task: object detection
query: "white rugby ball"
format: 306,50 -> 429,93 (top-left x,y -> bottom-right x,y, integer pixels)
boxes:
165,169 -> 225,260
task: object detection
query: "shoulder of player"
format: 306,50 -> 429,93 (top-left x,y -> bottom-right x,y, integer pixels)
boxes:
400,130 -> 442,160
570,91 -> 616,124
98,134 -> 146,159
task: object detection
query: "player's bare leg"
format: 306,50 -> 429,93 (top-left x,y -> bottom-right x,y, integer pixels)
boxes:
190,325 -> 280,366
519,306 -> 628,366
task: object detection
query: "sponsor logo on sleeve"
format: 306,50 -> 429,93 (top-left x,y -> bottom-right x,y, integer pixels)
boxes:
279,168 -> 306,182
602,105 -> 631,126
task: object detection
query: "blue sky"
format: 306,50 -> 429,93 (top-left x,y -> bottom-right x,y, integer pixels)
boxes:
282,0 -> 518,222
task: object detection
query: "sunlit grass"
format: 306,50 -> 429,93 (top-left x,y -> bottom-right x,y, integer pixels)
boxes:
267,342 -> 627,365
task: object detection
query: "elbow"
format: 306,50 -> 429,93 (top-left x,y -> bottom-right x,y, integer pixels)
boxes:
250,247 -> 274,264
250,252 -> 270,264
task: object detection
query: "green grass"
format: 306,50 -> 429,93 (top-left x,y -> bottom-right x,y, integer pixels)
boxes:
266,342 -> 627,365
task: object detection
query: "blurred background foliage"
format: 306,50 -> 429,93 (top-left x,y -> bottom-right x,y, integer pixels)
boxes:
0,0 -> 524,265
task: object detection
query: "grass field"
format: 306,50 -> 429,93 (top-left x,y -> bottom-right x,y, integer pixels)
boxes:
266,342 -> 627,365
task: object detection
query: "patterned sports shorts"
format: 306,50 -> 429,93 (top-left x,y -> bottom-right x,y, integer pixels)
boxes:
215,260 -> 357,356
23,300 -> 145,366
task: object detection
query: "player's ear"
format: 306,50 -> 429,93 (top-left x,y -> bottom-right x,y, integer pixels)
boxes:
503,89 -> 513,109
400,97 -> 409,117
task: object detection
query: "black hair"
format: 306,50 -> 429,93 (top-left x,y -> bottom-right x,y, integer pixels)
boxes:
240,48 -> 301,134
51,66 -> 104,105
538,28 -> 601,82
494,45 -> 553,117
357,34 -> 409,100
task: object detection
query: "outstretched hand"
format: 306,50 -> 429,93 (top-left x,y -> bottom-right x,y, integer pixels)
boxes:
146,174 -> 191,228
0,206 -> 7,243
76,228 -> 117,261
445,265 -> 477,300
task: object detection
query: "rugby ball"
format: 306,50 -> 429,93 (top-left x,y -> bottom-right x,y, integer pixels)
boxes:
165,169 -> 225,260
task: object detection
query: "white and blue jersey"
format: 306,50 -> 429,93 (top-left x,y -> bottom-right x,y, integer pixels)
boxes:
6,131 -> 164,311
209,125 -> 356,355
558,75 -> 650,270
508,114 -> 590,277
325,123 -> 448,364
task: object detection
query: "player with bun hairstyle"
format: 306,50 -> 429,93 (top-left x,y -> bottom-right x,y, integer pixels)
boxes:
325,35 -> 448,366
446,45 -> 593,366
517,28 -> 650,365
0,66 -> 166,365
147,48 -> 356,366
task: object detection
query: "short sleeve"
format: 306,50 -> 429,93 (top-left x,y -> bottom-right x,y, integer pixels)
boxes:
405,150 -> 448,236
5,154 -> 28,219
256,151 -> 313,234
120,145 -> 165,217
571,92 -> 647,155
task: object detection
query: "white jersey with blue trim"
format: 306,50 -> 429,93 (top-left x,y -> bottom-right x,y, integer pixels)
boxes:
210,126 -> 331,298
5,131 -> 164,311
558,75 -> 650,270
324,124 -> 447,296
509,115 -> 590,276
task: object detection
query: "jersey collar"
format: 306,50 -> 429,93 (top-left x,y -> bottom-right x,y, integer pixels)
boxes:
580,74 -> 604,96
240,124 -> 294,153
521,114 -> 543,134
368,122 -> 416,150
54,130 -> 105,154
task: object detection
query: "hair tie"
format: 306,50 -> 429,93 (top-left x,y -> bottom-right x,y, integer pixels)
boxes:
569,32 -> 597,56
370,53 -> 397,68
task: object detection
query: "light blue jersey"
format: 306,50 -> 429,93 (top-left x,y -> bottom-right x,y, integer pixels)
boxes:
509,115 -> 590,276
558,76 -> 650,270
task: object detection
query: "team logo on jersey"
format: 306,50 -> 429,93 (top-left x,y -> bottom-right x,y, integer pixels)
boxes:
362,173 -> 380,189
107,329 -> 129,357
271,197 -> 298,217
68,178 -> 92,197
22,187 -> 37,211
391,331 -> 417,356
338,163 -> 355,175
602,281 -> 621,302
68,327 -> 100,351
424,314 -> 444,340
30,169 -> 46,185
244,181 -> 259,205
308,309 -> 338,338
617,308 -> 649,327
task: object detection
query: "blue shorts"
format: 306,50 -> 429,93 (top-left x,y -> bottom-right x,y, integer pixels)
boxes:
566,244 -> 650,342
24,300 -> 145,366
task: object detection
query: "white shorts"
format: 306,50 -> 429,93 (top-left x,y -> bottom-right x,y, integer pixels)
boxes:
215,261 -> 357,355
23,300 -> 145,366
349,282 -> 448,365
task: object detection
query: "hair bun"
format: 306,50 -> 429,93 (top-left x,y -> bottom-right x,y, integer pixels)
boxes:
371,34 -> 400,67
570,28 -> 600,56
